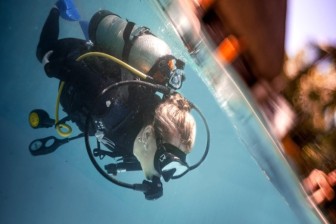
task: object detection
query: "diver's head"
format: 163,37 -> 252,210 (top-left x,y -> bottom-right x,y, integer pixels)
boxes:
153,92 -> 196,152
133,93 -> 196,181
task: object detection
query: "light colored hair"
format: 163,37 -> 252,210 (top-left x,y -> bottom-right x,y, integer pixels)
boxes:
153,93 -> 196,153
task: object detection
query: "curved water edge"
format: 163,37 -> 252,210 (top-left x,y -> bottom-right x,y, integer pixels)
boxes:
149,0 -> 326,223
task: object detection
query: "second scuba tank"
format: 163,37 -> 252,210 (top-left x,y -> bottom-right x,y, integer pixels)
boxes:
88,10 -> 172,75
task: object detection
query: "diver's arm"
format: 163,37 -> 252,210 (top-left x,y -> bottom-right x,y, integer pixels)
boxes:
44,57 -> 67,80
44,56 -> 99,87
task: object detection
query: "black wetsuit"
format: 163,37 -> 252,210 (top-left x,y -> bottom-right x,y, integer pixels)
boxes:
36,8 -> 159,156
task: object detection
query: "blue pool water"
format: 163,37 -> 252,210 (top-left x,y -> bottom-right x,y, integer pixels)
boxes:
0,0 -> 321,223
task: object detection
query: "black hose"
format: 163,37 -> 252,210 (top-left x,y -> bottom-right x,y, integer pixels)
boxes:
171,102 -> 210,179
84,80 -> 171,192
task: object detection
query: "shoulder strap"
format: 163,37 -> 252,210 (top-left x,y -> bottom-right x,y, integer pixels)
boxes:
122,21 -> 152,62
122,21 -> 136,61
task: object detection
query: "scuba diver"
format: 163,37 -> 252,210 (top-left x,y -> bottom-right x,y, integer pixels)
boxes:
30,0 -> 210,200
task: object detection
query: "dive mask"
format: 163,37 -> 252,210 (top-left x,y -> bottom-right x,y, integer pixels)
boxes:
150,55 -> 185,90
154,142 -> 189,182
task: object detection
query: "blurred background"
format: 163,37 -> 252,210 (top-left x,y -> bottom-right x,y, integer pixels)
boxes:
179,0 -> 336,222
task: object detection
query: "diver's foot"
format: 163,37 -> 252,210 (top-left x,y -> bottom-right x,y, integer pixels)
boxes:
55,0 -> 80,21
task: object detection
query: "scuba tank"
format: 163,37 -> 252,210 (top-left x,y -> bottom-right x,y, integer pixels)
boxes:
88,10 -> 185,89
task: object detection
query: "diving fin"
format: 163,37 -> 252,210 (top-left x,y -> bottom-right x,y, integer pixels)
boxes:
56,0 -> 80,21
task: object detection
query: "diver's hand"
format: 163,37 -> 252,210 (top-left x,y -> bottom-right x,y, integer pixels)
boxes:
142,177 -> 163,200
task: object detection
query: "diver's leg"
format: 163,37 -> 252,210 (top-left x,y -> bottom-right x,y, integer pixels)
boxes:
36,8 -> 60,63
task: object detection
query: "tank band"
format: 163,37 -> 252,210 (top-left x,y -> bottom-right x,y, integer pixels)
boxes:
122,21 -> 136,61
